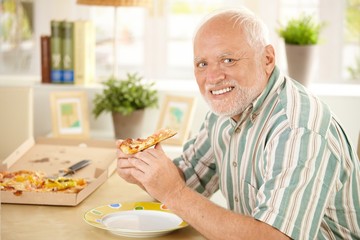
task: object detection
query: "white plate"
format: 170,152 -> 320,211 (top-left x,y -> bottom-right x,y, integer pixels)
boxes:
83,202 -> 188,238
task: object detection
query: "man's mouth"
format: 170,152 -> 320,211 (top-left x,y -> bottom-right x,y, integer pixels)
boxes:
211,87 -> 234,95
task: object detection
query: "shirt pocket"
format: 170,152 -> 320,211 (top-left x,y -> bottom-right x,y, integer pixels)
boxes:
239,179 -> 259,215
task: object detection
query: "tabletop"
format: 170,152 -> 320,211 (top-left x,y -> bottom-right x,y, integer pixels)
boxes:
1,173 -> 205,240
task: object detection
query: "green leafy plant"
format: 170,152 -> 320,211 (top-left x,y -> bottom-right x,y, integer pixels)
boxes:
345,0 -> 360,80
278,14 -> 325,45
347,54 -> 360,80
92,73 -> 158,118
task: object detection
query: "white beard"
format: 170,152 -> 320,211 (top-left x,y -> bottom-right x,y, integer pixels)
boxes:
204,68 -> 266,117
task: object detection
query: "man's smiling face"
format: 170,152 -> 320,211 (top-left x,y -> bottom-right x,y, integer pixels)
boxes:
193,14 -> 269,120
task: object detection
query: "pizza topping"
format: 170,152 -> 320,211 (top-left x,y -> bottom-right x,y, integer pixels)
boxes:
119,128 -> 177,154
0,170 -> 87,195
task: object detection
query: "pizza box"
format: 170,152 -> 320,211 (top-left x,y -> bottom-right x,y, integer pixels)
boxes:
0,137 -> 117,206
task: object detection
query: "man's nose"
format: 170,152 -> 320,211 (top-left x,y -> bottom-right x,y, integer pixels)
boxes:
206,63 -> 225,82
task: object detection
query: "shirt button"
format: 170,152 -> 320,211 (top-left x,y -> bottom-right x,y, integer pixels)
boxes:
232,162 -> 237,167
235,128 -> 241,133
234,196 -> 239,202
251,113 -> 258,121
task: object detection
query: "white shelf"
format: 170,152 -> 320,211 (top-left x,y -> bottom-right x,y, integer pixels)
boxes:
1,75 -> 359,97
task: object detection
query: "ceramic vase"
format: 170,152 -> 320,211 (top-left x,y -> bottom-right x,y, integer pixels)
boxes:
112,110 -> 145,139
285,44 -> 318,87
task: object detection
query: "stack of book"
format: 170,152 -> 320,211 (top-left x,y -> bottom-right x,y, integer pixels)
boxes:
41,20 -> 95,85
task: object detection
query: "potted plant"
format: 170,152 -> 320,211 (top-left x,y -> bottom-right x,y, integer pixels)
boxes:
278,13 -> 325,86
92,72 -> 158,139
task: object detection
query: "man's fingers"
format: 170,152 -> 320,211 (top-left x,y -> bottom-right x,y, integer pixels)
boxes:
130,157 -> 151,173
154,142 -> 164,151
117,158 -> 134,168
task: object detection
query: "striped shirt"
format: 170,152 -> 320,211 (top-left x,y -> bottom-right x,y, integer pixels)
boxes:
173,66 -> 360,239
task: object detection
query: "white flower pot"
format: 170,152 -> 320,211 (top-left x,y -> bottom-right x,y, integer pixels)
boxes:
285,44 -> 319,86
112,110 -> 145,139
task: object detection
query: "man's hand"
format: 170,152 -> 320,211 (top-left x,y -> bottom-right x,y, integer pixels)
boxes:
116,140 -> 145,189
116,141 -> 185,202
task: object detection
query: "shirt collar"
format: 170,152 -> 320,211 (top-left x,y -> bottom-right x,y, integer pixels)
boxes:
252,65 -> 282,114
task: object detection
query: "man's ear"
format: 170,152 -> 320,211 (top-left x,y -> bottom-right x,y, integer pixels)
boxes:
264,44 -> 275,75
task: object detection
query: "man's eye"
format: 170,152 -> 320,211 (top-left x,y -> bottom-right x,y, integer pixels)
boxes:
196,62 -> 207,68
223,58 -> 237,64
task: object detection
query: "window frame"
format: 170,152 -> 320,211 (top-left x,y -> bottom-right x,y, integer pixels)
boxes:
0,0 -> 357,85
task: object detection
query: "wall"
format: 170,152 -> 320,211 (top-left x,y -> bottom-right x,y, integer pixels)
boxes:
32,82 -> 208,142
0,80 -> 359,207
319,95 -> 359,148
29,82 -> 360,150
0,79 -> 359,157
0,86 -> 33,161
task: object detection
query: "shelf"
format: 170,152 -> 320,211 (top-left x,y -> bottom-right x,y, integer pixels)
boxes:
1,75 -> 360,97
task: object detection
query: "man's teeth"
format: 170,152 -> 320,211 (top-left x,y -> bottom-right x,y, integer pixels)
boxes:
211,87 -> 233,95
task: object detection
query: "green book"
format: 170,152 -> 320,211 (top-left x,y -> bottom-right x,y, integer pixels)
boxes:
50,20 -> 62,83
61,21 -> 74,83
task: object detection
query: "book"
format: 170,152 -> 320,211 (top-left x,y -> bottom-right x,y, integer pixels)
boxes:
74,20 -> 95,85
50,20 -> 63,83
61,21 -> 74,84
40,35 -> 51,84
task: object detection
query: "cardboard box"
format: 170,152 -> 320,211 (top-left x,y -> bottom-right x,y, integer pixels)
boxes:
0,137 -> 117,206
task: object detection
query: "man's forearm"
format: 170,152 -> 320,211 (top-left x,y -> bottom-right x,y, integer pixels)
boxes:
164,186 -> 290,240
176,166 -> 185,181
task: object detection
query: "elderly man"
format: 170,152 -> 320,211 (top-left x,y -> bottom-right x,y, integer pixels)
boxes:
117,7 -> 360,240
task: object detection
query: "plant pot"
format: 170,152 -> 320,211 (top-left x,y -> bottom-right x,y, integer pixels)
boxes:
285,44 -> 318,86
112,110 -> 145,139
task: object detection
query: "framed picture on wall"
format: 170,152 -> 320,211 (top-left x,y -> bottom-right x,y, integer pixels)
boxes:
156,95 -> 196,146
50,91 -> 89,139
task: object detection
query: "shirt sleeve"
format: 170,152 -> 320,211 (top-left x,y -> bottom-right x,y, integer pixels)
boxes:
173,112 -> 219,197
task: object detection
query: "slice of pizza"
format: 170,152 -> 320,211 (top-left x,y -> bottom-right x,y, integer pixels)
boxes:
43,177 -> 87,193
119,128 -> 177,154
0,170 -> 87,195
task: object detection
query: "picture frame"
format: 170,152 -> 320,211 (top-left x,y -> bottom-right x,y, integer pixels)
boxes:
50,91 -> 89,139
156,95 -> 196,146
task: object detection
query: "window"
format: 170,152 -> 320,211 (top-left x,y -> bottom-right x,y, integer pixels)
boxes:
0,0 -> 359,84
90,0 -> 359,83
272,0 -> 359,82
0,0 -> 34,75
165,0 -> 225,79
343,0 -> 360,81
89,7 -> 146,80
89,0 -> 231,81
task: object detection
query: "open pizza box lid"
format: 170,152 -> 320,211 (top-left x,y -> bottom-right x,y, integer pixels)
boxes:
0,137 -> 117,206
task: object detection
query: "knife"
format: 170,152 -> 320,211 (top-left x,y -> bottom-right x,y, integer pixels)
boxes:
60,159 -> 92,177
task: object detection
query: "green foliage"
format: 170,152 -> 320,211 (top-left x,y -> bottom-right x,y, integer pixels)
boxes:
1,0 -> 32,41
278,14 -> 325,45
92,73 -> 158,118
345,0 -> 360,80
345,0 -> 360,42
347,54 -> 360,80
